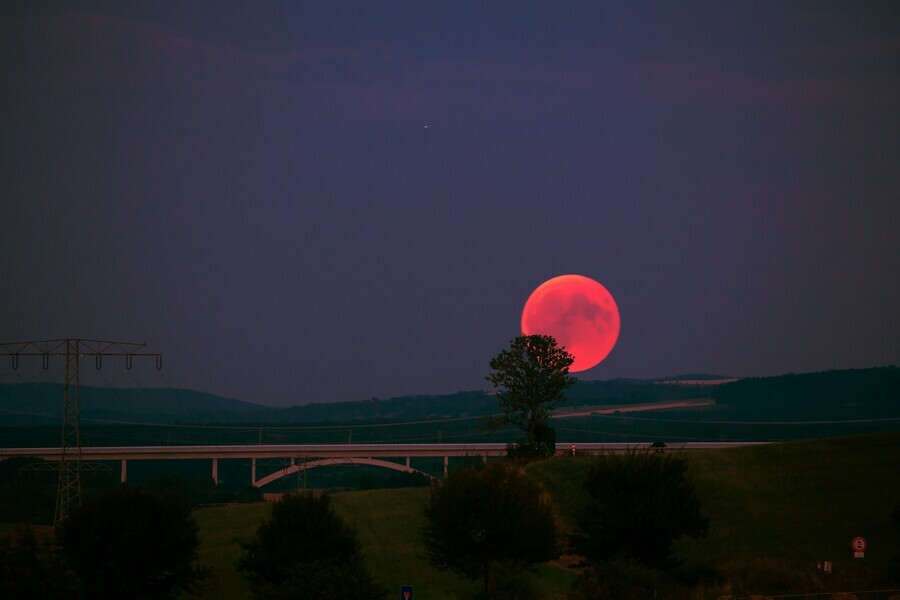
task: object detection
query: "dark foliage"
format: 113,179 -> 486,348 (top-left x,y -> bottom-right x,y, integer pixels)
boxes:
482,335 -> 576,448
238,491 -> 385,599
56,485 -> 205,600
141,472 -> 256,506
574,451 -> 708,570
0,525 -> 79,600
236,484 -> 264,502
422,461 -> 559,597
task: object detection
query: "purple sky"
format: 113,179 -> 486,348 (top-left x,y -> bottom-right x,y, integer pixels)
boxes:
1,2 -> 898,407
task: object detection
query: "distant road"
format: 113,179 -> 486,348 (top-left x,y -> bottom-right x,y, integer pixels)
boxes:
552,398 -> 716,419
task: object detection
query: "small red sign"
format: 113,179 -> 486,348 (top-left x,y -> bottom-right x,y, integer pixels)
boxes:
852,537 -> 867,552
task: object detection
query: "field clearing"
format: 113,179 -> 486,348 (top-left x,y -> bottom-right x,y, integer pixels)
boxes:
183,431 -> 899,599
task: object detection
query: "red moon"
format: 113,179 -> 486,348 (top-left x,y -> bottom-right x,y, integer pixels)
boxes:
521,274 -> 620,372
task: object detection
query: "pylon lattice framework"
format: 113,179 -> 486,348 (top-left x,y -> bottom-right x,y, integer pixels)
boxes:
0,338 -> 161,524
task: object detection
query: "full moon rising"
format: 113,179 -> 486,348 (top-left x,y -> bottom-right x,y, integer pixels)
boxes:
520,274 -> 620,372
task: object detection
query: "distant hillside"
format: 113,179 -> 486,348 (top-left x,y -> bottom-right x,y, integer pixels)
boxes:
713,366 -> 899,419
271,390 -> 495,423
651,373 -> 733,382
0,378 -> 715,426
0,383 -> 267,426
265,379 -> 719,424
1,367 -> 897,430
566,378 -> 716,405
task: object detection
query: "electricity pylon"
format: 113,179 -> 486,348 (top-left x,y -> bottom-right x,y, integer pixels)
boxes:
0,338 -> 161,524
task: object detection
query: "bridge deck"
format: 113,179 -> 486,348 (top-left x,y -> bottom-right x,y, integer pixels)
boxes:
0,441 -> 773,461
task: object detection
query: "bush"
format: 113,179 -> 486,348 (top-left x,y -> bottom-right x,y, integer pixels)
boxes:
56,485 -> 205,600
574,450 -> 708,570
505,441 -> 553,461
238,491 -> 385,599
422,461 -> 559,598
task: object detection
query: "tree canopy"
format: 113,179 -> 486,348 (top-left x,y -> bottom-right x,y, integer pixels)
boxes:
422,461 -> 559,598
55,485 -> 205,600
574,451 -> 708,570
238,491 -> 385,599
483,334 -> 576,449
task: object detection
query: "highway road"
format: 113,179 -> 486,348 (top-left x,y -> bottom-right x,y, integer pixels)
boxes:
0,440 -> 772,461
0,441 -> 775,486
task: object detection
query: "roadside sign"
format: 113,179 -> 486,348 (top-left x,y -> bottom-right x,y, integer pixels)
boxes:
401,584 -> 413,599
852,536 -> 867,558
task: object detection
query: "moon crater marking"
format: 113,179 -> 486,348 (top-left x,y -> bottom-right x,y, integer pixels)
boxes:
521,274 -> 620,373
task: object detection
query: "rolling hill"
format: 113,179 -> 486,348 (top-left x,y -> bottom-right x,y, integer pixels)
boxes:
0,368 -> 897,447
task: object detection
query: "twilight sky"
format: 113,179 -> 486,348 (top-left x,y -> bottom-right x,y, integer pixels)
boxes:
1,1 -> 898,407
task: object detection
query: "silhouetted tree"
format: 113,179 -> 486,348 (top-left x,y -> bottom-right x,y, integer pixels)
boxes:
422,461 -> 559,599
238,491 -> 385,599
574,451 -> 708,570
482,335 -> 576,454
56,485 -> 205,600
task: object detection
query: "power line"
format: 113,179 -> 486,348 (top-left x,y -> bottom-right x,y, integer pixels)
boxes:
0,338 -> 161,524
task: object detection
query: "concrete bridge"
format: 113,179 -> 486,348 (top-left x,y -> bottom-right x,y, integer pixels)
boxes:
0,441 -> 772,488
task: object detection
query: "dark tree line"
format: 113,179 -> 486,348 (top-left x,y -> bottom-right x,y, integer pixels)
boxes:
238,491 -> 386,599
574,451 -> 708,569
57,486 -> 207,600
421,451 -> 708,599
1,484 -> 207,600
422,461 -> 559,598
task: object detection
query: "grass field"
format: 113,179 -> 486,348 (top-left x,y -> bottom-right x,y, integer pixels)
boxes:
185,432 -> 900,599
677,432 -> 900,596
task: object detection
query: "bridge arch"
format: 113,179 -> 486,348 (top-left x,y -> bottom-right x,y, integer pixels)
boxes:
253,457 -> 436,488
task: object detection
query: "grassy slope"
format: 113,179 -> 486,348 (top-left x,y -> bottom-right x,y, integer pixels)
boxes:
530,431 -> 900,594
190,502 -> 269,600
333,488 -> 482,598
334,489 -> 577,598
187,432 -> 900,599
678,431 -> 900,591
188,489 -> 482,600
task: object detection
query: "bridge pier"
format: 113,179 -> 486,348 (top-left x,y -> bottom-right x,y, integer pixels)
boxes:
121,459 -> 127,483
251,458 -> 257,486
212,458 -> 218,485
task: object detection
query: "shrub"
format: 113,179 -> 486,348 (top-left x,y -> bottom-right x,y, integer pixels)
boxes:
422,461 -> 559,598
574,450 -> 708,570
56,485 -> 205,600
238,490 -> 385,599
